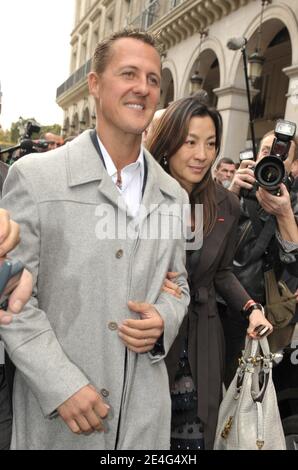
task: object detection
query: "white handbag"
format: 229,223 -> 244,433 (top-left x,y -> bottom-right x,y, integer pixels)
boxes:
214,337 -> 286,450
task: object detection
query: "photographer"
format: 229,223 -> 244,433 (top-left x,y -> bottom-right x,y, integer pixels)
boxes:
43,132 -> 64,150
0,122 -> 50,165
225,126 -> 298,380
230,130 -> 298,274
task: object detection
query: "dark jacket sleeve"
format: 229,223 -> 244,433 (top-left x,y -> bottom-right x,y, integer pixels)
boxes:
278,188 -> 298,276
214,191 -> 251,313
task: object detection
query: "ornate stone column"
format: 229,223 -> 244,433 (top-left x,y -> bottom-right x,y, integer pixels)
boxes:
214,86 -> 251,162
283,64 -> 298,129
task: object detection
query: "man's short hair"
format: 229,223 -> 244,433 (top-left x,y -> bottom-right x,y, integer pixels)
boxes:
261,130 -> 275,141
216,157 -> 235,170
92,29 -> 161,75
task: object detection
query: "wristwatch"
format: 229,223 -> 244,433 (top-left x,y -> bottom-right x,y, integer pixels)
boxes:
242,302 -> 264,320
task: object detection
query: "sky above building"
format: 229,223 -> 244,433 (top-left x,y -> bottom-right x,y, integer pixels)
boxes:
0,0 -> 75,130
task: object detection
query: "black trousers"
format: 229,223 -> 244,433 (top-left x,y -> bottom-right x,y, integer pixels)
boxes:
0,355 -> 14,450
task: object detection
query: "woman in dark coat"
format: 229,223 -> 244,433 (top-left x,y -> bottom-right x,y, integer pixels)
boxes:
146,97 -> 273,450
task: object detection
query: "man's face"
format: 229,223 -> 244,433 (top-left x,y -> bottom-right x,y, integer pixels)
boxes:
257,134 -> 296,173
215,163 -> 236,186
45,133 -> 64,150
257,134 -> 274,162
89,38 -> 161,139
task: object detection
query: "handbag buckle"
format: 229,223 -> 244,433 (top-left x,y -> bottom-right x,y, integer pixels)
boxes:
256,439 -> 265,450
221,416 -> 233,439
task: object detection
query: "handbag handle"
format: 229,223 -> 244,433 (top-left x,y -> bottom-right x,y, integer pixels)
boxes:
243,336 -> 270,358
240,337 -> 272,403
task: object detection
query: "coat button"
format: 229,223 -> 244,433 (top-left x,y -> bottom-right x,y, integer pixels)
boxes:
108,322 -> 118,331
101,389 -> 110,398
116,249 -> 124,259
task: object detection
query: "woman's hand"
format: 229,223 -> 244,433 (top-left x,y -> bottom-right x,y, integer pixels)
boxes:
0,209 -> 20,257
162,272 -> 182,299
247,309 -> 273,339
0,269 -> 33,325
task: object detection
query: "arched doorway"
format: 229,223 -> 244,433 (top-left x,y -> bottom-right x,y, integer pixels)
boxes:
188,49 -> 220,106
83,107 -> 91,129
63,117 -> 70,137
71,113 -> 79,135
160,68 -> 174,108
249,23 -> 292,142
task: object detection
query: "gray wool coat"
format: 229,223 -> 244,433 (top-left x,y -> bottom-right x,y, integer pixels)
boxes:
0,130 -> 190,450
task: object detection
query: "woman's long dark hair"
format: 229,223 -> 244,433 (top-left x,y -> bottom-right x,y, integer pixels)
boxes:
146,97 -> 223,237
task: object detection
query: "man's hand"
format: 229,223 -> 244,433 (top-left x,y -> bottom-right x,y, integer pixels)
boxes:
257,183 -> 298,243
58,385 -> 110,434
229,160 -> 256,196
0,209 -> 20,257
256,183 -> 292,217
247,309 -> 273,339
118,301 -> 165,353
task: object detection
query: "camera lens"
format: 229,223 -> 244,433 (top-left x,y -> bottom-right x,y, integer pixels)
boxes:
260,165 -> 280,183
254,155 -> 285,190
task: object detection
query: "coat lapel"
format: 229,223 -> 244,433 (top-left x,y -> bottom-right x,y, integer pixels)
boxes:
65,132 -> 179,217
137,149 -> 179,226
195,188 -> 235,279
66,130 -> 128,211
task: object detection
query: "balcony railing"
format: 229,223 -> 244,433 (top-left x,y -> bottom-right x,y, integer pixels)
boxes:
170,0 -> 182,7
56,58 -> 92,99
128,0 -> 160,30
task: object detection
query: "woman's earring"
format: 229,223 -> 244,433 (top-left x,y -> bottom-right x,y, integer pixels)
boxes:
162,155 -> 168,167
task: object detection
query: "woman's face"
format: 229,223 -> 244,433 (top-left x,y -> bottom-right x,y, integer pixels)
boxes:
168,115 -> 217,193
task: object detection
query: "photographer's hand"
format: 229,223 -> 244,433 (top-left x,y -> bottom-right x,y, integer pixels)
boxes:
256,184 -> 298,243
256,183 -> 292,217
229,160 -> 256,196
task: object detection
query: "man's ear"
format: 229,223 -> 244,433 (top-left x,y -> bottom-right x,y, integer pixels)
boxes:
88,72 -> 100,98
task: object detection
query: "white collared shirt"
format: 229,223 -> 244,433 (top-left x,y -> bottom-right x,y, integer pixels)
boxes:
97,136 -> 144,218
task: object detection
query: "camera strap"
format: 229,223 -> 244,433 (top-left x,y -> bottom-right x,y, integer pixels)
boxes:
243,199 -> 276,267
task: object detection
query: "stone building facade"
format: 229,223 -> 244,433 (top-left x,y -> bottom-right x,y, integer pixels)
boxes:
57,0 -> 298,161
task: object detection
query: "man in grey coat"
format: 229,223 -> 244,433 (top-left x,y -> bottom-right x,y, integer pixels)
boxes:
0,30 -> 190,450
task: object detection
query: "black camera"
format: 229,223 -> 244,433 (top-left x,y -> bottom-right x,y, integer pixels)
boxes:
239,149 -> 254,162
241,119 -> 296,199
0,121 -> 42,165
22,121 -> 41,140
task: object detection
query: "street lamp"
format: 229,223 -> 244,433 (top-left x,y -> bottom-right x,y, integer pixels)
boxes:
248,51 -> 265,87
227,1 -> 271,159
190,71 -> 203,95
227,36 -> 257,159
189,30 -> 208,95
247,0 -> 271,87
